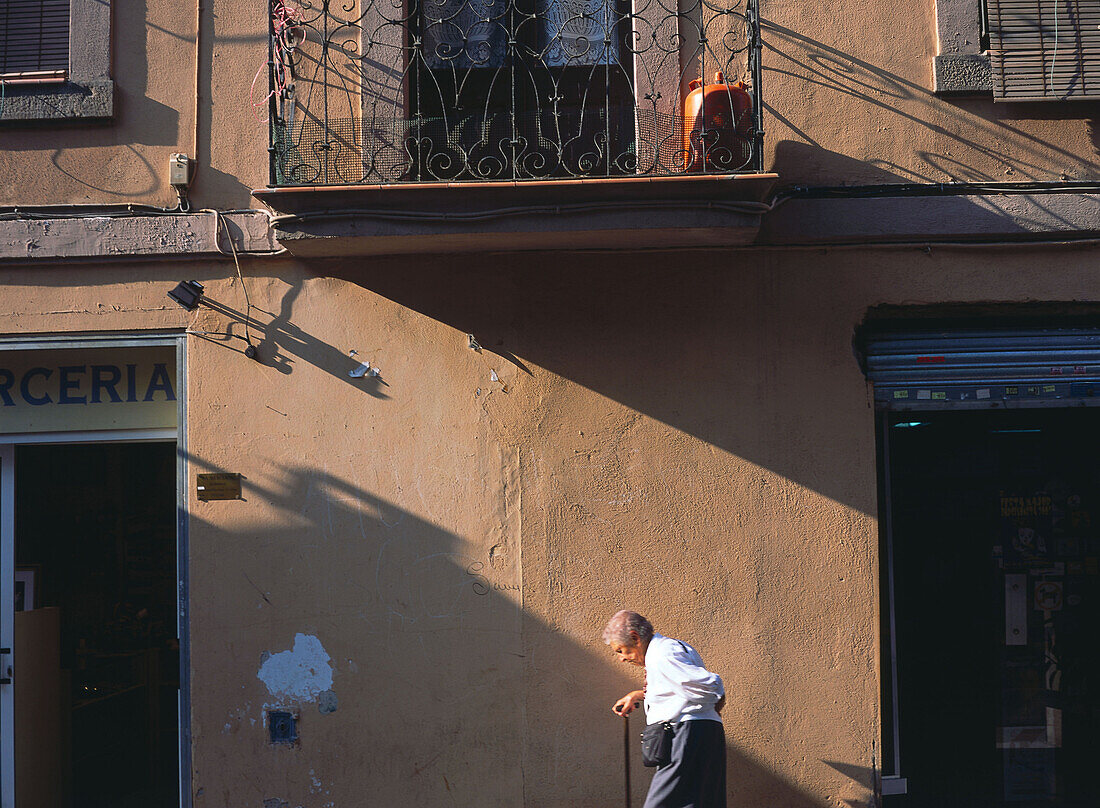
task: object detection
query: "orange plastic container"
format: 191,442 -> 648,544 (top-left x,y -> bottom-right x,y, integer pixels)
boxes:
682,72 -> 752,172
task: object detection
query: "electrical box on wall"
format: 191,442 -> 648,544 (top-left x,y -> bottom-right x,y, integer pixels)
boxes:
169,153 -> 191,188
267,711 -> 298,744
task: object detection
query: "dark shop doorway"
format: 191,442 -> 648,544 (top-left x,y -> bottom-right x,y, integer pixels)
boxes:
14,442 -> 179,808
881,408 -> 1099,808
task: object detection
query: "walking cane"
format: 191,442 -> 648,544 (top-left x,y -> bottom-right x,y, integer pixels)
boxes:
623,712 -> 631,808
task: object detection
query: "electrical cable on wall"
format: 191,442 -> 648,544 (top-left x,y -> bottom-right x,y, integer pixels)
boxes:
212,210 -> 259,359
768,180 -> 1100,204
175,187 -> 191,213
3,178 -> 1100,257
1049,0 -> 1059,92
253,0 -> 303,122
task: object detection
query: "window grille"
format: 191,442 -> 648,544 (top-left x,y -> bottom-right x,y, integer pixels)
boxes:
0,0 -> 69,78
986,0 -> 1100,100
267,0 -> 763,185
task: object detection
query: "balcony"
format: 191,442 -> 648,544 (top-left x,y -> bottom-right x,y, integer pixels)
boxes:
255,0 -> 777,255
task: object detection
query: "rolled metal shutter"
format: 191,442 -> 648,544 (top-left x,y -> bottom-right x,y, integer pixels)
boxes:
0,0 -> 69,77
987,0 -> 1100,101
862,329 -> 1100,409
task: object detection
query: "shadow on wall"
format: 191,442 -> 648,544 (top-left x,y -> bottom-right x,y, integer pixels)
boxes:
764,141 -> 1100,238
272,255 -> 877,513
183,453 -> 836,808
177,259 -> 877,808
0,0 -> 260,205
172,253 -> 878,510
2,0 -> 175,197
761,20 -> 1100,183
193,290 -> 390,398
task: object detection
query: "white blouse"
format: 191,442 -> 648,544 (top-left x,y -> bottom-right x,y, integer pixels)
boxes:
643,634 -> 725,725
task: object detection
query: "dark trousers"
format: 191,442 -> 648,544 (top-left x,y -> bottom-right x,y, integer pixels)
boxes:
643,719 -> 727,808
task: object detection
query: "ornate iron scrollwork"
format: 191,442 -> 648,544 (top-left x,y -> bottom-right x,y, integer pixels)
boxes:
268,0 -> 762,184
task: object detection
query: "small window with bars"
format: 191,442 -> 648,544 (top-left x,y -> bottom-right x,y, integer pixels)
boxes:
0,0 -> 70,81
986,0 -> 1100,100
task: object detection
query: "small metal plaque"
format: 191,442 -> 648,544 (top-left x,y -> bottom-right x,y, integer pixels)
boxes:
196,473 -> 242,501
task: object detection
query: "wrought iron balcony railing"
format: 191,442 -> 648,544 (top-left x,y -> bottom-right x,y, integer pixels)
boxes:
267,0 -> 763,185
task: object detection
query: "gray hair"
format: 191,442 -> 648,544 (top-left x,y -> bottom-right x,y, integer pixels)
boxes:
602,610 -> 654,646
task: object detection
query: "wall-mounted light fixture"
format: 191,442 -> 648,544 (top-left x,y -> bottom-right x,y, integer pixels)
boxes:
168,280 -> 205,311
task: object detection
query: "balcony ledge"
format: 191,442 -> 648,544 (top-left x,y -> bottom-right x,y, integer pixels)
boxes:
253,173 -> 778,257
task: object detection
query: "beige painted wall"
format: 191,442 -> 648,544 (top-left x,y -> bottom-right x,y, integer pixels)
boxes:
1,0 -> 1098,209
2,243 -> 1099,806
760,1 -> 1100,184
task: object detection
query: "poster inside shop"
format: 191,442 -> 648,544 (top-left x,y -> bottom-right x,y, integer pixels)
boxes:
999,487 -> 1096,579
998,485 -> 1097,802
0,346 -> 177,434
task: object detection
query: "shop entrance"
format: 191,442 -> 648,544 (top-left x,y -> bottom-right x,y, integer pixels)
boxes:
880,408 -> 1100,808
14,442 -> 180,808
0,337 -> 186,808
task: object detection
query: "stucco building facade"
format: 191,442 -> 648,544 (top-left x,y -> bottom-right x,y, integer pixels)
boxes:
1,1 -> 1098,807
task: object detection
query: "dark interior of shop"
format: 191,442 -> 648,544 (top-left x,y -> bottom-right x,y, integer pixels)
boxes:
15,441 -> 179,808
882,408 -> 1099,808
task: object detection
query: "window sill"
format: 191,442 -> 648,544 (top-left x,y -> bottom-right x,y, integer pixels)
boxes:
253,172 -> 779,256
0,79 -> 114,123
933,54 -> 992,96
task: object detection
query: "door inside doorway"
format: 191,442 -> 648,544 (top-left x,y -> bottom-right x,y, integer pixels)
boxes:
882,408 -> 1099,808
13,442 -> 179,808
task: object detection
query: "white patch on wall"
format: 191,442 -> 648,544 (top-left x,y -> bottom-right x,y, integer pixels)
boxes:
257,633 -> 335,702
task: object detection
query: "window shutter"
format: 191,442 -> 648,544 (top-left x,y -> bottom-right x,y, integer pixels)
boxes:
0,0 -> 70,77
990,0 -> 1100,100
987,0 -> 1100,100
862,329 -> 1100,410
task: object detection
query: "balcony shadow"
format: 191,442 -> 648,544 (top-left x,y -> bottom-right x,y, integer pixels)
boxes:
763,140 -> 1100,239
772,139 -> 916,185
761,19 -> 1100,184
298,254 -> 877,513
182,451 -> 842,807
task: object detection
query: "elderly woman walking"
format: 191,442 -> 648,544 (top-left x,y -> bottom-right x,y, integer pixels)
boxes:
604,610 -> 726,808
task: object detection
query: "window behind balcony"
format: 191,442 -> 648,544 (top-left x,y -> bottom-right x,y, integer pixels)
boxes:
268,0 -> 760,185
407,0 -> 635,179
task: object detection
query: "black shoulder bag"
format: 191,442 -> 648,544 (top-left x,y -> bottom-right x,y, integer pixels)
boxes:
640,721 -> 675,767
